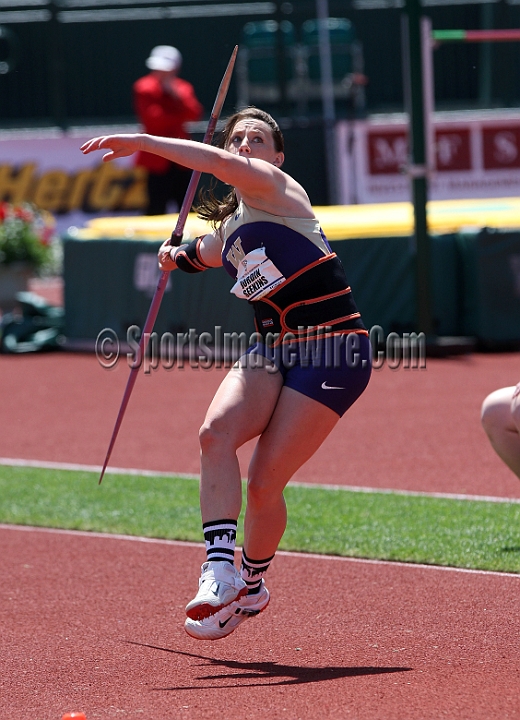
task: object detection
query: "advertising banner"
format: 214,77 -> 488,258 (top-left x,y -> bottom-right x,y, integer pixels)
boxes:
336,111 -> 520,205
0,126 -> 147,234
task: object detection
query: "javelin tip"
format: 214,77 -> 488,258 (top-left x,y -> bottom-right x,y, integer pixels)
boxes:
99,455 -> 110,484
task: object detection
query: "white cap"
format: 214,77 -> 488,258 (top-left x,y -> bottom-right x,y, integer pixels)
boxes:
145,45 -> 182,72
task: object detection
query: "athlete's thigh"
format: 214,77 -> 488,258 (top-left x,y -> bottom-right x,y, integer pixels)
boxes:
203,355 -> 284,448
249,385 -> 340,492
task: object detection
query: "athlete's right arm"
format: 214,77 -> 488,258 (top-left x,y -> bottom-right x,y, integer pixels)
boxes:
81,133 -> 312,218
158,232 -> 222,272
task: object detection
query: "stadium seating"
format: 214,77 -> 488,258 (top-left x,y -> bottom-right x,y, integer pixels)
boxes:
237,17 -> 366,116
236,20 -> 301,108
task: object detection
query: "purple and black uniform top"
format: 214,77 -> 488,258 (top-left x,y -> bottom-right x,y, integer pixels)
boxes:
221,201 -> 367,345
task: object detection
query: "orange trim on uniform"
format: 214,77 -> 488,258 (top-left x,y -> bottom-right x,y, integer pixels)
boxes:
283,313 -> 361,336
270,327 -> 369,347
280,286 -> 352,319
264,252 -> 336,300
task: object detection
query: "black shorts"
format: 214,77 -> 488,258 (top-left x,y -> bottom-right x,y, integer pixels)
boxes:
244,332 -> 372,417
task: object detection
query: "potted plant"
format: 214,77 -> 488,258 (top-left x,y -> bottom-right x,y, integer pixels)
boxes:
0,202 -> 58,312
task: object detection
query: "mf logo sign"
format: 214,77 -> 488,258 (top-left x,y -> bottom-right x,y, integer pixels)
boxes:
435,130 -> 472,171
367,131 -> 407,175
367,128 -> 473,175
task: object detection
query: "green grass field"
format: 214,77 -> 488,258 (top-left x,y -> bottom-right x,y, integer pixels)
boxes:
1,463 -> 519,573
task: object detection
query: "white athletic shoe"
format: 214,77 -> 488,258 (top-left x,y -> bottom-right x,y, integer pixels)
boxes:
184,581 -> 270,640
185,561 -> 248,621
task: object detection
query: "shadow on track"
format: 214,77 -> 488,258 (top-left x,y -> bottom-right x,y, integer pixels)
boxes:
127,641 -> 412,689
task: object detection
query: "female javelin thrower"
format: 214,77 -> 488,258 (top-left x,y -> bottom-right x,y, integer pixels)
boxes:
81,107 -> 372,640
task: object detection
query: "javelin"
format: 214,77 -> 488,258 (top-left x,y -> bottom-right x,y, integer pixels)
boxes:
98,45 -> 238,484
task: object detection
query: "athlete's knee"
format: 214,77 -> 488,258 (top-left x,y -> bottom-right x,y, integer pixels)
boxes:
247,475 -> 266,507
246,471 -> 281,509
199,416 -> 233,455
511,393 -> 520,432
481,390 -> 512,438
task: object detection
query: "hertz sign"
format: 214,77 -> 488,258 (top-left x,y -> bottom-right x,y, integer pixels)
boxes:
0,162 -> 147,214
0,130 -> 148,228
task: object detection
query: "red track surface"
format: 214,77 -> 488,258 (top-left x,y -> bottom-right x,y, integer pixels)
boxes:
1,349 -> 520,719
2,525 -> 519,720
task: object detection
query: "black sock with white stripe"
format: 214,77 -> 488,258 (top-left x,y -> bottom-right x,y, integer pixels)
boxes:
203,519 -> 237,564
240,550 -> 274,594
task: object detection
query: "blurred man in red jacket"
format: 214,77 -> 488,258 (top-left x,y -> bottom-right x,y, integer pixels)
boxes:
133,45 -> 203,215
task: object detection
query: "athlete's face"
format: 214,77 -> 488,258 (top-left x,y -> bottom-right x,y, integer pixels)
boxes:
226,119 -> 284,167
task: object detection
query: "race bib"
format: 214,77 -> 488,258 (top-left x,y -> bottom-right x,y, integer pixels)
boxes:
230,247 -> 286,300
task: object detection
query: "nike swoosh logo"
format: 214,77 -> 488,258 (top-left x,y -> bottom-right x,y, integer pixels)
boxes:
211,583 -> 220,597
219,616 -> 232,628
321,381 -> 345,390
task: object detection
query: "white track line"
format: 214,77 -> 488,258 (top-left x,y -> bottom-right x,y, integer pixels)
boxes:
2,457 -> 520,504
1,523 -> 518,579
0,457 -> 199,480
